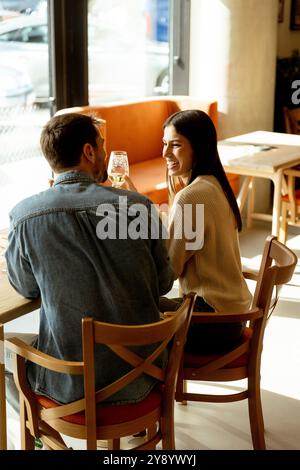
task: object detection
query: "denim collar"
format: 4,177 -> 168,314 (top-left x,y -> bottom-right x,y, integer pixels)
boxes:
53,171 -> 95,186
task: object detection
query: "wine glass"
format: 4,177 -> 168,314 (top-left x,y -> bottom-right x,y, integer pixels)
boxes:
107,151 -> 129,188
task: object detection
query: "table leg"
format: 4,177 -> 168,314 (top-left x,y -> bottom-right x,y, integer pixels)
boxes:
272,170 -> 283,237
237,176 -> 253,211
246,178 -> 255,229
0,324 -> 7,449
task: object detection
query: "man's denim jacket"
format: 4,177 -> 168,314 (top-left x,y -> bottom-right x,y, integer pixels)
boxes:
5,171 -> 174,405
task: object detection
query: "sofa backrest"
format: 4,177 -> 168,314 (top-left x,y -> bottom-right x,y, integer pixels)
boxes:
57,97 -> 218,166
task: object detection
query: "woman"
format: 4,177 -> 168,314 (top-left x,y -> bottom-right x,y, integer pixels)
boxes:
160,109 -> 252,354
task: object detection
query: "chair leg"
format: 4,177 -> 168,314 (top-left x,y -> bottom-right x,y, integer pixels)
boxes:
248,378 -> 266,450
181,380 -> 187,405
161,428 -> 175,449
175,378 -> 187,405
175,365 -> 187,404
161,402 -> 175,450
247,178 -> 255,229
107,439 -> 120,450
20,399 -> 35,450
279,202 -> 288,244
39,423 -> 69,450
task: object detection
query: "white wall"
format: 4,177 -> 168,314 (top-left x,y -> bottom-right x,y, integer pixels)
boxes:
277,0 -> 300,58
189,0 -> 278,139
188,0 -> 278,213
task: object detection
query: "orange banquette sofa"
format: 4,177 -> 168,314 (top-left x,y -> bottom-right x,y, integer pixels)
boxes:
56,96 -> 239,204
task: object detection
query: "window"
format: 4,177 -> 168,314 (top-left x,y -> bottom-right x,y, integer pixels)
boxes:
0,8 -> 50,229
0,25 -> 47,43
88,0 -> 170,104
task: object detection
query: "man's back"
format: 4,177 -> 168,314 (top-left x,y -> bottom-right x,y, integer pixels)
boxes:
5,171 -> 173,404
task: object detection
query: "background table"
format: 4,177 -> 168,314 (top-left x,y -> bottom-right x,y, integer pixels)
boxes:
218,131 -> 300,236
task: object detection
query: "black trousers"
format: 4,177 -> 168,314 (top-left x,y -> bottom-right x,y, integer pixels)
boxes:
159,296 -> 245,355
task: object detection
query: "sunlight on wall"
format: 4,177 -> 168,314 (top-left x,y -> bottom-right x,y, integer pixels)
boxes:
190,0 -> 230,105
189,0 -> 278,139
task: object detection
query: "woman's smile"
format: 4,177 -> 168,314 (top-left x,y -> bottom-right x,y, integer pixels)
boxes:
162,124 -> 194,177
166,159 -> 179,172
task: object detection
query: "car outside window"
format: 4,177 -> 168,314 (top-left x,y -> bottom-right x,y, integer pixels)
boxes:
0,25 -> 47,43
0,28 -> 24,41
26,25 -> 47,43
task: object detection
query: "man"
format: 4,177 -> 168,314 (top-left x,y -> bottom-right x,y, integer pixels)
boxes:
5,112 -> 173,405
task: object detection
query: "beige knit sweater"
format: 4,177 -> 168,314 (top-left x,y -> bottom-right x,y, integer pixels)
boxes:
167,175 -> 252,312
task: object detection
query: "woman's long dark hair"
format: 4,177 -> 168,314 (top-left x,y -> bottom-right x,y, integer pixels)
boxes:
163,109 -> 242,232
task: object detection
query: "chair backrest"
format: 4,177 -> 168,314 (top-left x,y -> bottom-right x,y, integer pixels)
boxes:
6,292 -> 196,449
283,167 -> 300,218
282,106 -> 300,231
250,236 -> 297,345
82,292 -> 196,447
55,97 -> 218,165
283,106 -> 300,135
175,238 -> 297,450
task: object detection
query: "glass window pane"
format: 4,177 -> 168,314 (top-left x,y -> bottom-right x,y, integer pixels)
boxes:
88,0 -> 169,104
0,2 -> 50,229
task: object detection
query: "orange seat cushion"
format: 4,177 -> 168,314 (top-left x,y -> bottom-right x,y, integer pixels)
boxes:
36,387 -> 162,426
130,157 -> 168,204
57,100 -> 239,202
282,189 -> 300,204
184,327 -> 252,369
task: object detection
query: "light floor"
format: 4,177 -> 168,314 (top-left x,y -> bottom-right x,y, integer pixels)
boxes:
5,222 -> 300,450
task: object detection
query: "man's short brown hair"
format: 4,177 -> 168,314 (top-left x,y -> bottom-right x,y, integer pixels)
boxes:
40,113 -> 102,172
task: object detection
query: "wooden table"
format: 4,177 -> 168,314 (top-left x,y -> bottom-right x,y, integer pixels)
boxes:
218,131 -> 300,236
0,229 -> 40,449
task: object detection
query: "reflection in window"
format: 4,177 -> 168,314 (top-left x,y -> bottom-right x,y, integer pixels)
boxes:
0,11 -> 50,229
0,25 -> 47,43
88,0 -> 169,104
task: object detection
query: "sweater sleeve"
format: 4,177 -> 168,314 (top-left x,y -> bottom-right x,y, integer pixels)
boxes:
167,187 -> 204,279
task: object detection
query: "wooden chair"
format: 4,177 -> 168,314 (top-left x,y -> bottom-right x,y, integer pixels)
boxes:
283,106 -> 300,135
279,107 -> 300,243
5,293 -> 196,450
175,236 -> 297,450
279,166 -> 300,244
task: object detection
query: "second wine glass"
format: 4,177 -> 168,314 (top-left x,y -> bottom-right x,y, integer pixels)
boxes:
107,151 -> 129,188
